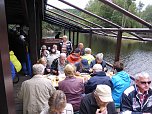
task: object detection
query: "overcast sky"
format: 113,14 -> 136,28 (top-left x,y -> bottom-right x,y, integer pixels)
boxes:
47,0 -> 152,9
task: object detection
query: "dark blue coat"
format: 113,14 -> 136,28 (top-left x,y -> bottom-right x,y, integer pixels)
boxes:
85,71 -> 113,94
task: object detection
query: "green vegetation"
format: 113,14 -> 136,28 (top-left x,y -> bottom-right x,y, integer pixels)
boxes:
43,0 -> 152,35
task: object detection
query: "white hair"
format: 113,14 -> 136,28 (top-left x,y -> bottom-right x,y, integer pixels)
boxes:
85,48 -> 91,54
53,44 -> 57,49
93,64 -> 103,72
41,45 -> 47,49
63,35 -> 67,39
60,53 -> 66,58
33,64 -> 45,75
96,53 -> 103,61
134,72 -> 150,80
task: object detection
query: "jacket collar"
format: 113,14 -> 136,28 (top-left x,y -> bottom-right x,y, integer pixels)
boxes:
92,71 -> 106,77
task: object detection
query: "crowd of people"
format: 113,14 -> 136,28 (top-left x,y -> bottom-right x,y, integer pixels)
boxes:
17,35 -> 152,114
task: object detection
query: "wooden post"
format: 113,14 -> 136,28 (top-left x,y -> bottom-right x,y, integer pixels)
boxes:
115,31 -> 122,62
36,2 -> 42,59
64,29 -> 66,35
69,29 -> 71,41
27,0 -> 38,65
0,0 -> 15,113
76,31 -> 79,47
89,30 -> 92,48
72,31 -> 75,48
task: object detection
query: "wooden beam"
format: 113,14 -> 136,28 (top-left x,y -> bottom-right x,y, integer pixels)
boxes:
99,0 -> 152,28
27,0 -> 38,65
0,0 -> 15,113
89,30 -> 92,48
83,28 -> 152,32
76,31 -> 79,47
36,2 -> 42,59
21,0 -> 29,25
69,29 -> 71,41
72,31 -> 75,48
115,31 -> 122,62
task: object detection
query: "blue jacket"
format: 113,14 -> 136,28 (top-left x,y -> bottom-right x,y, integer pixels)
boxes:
112,71 -> 131,107
85,71 -> 113,94
10,62 -> 16,80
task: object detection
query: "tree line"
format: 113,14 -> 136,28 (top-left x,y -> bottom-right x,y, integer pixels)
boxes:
43,0 -> 152,35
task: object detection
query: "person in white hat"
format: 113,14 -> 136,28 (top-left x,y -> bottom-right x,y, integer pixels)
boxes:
80,84 -> 117,114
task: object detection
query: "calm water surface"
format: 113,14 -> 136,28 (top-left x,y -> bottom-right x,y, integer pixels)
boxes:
78,34 -> 152,79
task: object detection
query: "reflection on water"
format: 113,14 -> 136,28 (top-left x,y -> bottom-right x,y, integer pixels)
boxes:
79,34 -> 152,78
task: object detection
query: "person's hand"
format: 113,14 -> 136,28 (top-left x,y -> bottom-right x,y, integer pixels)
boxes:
52,70 -> 57,74
75,71 -> 80,76
96,108 -> 107,114
46,69 -> 50,73
89,68 -> 93,73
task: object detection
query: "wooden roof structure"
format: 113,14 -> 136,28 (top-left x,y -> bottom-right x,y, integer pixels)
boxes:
0,0 -> 45,113
0,0 -> 152,113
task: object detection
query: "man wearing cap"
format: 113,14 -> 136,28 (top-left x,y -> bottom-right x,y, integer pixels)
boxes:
120,72 -> 152,114
85,64 -> 113,94
79,85 -> 117,114
75,59 -> 90,73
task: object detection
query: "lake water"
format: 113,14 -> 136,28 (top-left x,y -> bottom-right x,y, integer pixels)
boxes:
78,33 -> 152,79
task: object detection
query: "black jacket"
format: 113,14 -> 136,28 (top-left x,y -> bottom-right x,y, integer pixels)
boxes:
79,93 -> 117,114
120,85 -> 152,114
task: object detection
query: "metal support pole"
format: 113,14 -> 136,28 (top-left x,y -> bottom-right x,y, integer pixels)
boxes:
115,31 -> 122,62
89,30 -> 92,49
76,31 -> 79,47
69,29 -> 71,41
73,31 -> 75,48
0,0 -> 15,113
64,29 -> 66,35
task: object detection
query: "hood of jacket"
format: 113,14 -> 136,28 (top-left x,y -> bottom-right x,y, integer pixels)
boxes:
115,71 -> 130,82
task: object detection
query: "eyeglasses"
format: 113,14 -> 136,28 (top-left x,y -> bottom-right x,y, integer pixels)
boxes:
140,81 -> 151,85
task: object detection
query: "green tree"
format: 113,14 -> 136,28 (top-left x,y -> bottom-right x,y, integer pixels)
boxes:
81,0 -> 141,28
142,5 -> 152,24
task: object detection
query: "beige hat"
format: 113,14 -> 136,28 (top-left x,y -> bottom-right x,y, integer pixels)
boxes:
94,85 -> 113,102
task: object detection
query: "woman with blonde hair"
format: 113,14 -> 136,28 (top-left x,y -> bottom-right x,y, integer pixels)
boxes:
40,90 -> 73,114
59,64 -> 84,113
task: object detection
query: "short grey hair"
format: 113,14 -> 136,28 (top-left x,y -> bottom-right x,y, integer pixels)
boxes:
85,48 -> 91,54
60,53 -> 66,58
96,53 -> 103,61
32,64 -> 45,75
134,72 -> 150,80
93,64 -> 103,72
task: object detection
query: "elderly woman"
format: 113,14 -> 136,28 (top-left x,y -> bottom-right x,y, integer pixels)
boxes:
40,90 -> 73,114
58,64 -> 84,112
37,57 -> 50,74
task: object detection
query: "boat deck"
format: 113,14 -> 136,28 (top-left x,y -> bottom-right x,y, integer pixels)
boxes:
13,74 -> 30,114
